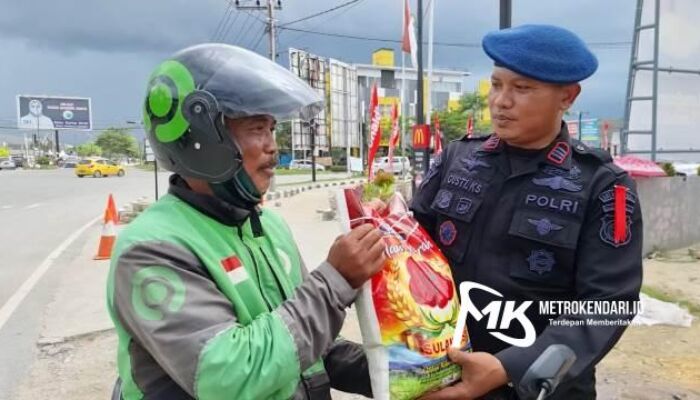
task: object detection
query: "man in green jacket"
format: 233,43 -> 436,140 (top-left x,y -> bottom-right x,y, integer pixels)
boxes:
107,44 -> 385,400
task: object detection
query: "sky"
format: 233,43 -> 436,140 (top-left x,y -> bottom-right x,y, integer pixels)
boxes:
0,0 -> 643,145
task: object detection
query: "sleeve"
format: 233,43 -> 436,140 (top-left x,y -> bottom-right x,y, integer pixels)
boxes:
323,339 -> 373,397
494,172 -> 643,392
112,240 -> 356,400
410,151 -> 446,235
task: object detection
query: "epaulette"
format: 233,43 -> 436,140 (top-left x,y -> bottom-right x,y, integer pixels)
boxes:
572,140 -> 625,176
458,134 -> 489,143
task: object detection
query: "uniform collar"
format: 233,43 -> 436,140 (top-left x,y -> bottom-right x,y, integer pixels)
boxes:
168,174 -> 264,233
480,122 -> 572,168
501,122 -> 573,178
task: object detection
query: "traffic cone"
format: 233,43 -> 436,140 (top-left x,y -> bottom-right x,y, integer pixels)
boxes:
95,195 -> 117,260
106,194 -> 119,225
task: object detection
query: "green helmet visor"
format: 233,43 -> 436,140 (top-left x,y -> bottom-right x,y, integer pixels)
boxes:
176,44 -> 323,122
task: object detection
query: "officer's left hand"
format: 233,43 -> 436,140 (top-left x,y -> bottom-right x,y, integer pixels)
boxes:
419,349 -> 509,400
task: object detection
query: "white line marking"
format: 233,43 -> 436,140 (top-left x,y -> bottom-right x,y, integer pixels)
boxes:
24,203 -> 41,210
1,205 -> 12,210
0,216 -> 101,332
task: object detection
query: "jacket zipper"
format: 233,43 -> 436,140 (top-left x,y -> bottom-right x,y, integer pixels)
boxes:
237,226 -> 274,311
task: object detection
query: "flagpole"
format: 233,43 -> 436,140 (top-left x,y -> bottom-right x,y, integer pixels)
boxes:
400,0 -> 406,168
426,0 -> 435,127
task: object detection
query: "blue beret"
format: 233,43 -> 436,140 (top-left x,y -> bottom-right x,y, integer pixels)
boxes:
482,24 -> 598,84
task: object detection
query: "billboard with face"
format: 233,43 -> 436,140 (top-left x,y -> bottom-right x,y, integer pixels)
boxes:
17,95 -> 92,130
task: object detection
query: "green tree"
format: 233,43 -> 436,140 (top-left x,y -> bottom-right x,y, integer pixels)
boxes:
95,128 -> 139,159
0,146 -> 9,158
275,121 -> 292,151
432,92 -> 492,142
75,142 -> 102,157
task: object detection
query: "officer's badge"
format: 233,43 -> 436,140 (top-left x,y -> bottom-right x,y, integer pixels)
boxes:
527,249 -> 555,275
527,218 -> 564,236
435,189 -> 453,210
439,221 -> 457,246
456,198 -> 473,215
599,185 -> 636,247
461,157 -> 491,171
542,165 -> 581,180
532,176 -> 582,192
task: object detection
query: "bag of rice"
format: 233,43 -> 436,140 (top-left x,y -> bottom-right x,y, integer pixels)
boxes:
335,177 -> 471,400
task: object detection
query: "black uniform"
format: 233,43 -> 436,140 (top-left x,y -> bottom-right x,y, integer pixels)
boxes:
411,124 -> 642,399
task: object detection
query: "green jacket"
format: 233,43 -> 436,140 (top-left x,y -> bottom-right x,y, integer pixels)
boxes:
107,175 -> 371,399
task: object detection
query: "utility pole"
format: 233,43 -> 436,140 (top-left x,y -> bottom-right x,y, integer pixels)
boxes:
416,0 -> 428,176
499,0 -> 512,29
236,0 -> 282,192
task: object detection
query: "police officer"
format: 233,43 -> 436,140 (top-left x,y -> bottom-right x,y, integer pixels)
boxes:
415,25 -> 642,399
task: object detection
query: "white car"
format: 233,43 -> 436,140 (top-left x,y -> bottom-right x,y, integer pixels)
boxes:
0,159 -> 17,170
289,159 -> 325,171
373,156 -> 411,175
672,162 -> 700,176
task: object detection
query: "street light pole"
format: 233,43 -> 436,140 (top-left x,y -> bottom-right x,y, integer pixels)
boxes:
500,0 -> 512,29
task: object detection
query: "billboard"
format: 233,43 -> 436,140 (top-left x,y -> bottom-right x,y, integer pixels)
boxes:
566,119 -> 600,148
16,95 -> 92,131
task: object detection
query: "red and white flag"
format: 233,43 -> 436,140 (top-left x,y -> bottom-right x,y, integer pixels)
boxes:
433,114 -> 443,155
221,255 -> 249,284
387,103 -> 400,171
402,0 -> 418,68
367,83 -> 382,179
466,115 -> 474,138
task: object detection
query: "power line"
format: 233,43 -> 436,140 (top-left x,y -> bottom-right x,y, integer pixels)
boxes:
211,2 -> 234,41
229,12 -> 253,43
278,0 -> 365,50
277,26 -> 631,49
278,0 -> 361,28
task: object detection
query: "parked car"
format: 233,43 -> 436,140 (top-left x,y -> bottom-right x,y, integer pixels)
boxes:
288,159 -> 325,171
75,158 -> 125,178
372,156 -> 411,175
0,158 -> 16,170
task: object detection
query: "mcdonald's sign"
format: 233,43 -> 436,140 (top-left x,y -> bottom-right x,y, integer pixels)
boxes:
412,124 -> 430,150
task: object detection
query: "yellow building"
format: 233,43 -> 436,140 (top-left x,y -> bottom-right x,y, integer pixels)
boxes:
478,79 -> 491,123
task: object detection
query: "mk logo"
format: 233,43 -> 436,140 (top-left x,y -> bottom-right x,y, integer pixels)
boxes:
452,282 -> 536,348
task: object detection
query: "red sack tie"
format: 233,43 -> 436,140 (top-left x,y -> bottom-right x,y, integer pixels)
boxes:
613,184 -> 627,244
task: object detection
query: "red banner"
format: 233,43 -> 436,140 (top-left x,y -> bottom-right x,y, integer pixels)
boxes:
388,103 -> 400,171
466,115 -> 474,138
433,115 -> 443,155
367,83 -> 382,179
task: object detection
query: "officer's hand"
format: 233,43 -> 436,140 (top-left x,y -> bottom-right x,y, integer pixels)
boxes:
419,349 -> 509,400
327,224 -> 386,288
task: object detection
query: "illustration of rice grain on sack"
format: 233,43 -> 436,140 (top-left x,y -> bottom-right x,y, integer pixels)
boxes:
336,182 -> 471,400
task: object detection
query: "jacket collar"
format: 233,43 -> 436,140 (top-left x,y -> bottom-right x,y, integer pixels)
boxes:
478,122 -> 572,171
168,174 -> 263,231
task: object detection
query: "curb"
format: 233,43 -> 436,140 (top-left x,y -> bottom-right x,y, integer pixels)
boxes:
265,178 -> 368,204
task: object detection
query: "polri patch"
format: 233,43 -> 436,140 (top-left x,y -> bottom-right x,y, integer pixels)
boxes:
435,189 -> 453,210
532,176 -> 582,192
527,249 -> 555,275
439,221 -> 457,246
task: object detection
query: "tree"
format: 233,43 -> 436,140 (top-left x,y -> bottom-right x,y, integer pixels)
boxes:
275,121 -> 292,151
76,142 -> 102,157
0,146 -> 9,158
95,128 -> 139,159
432,92 -> 492,142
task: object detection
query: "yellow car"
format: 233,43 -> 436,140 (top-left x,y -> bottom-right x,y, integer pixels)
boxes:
76,158 -> 125,178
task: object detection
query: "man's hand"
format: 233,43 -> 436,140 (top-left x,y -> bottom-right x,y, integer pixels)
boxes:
327,224 -> 386,288
419,349 -> 509,400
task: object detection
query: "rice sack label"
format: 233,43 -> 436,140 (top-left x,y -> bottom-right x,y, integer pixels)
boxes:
336,187 -> 471,400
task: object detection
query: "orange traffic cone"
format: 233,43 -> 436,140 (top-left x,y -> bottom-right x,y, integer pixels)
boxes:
95,196 -> 117,260
106,194 -> 119,225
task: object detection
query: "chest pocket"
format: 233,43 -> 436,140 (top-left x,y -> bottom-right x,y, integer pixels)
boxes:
507,207 -> 584,290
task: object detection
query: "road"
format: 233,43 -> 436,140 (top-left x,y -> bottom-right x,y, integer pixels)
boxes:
0,166 -> 350,398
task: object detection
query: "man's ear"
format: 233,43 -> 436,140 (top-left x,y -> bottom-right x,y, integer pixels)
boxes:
561,83 -> 581,111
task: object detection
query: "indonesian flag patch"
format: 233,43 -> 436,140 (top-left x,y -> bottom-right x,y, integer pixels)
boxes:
221,255 -> 249,284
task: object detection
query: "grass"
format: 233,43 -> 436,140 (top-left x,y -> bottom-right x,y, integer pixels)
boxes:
641,284 -> 700,316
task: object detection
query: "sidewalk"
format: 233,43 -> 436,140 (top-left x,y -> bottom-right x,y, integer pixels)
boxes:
11,182 -> 366,400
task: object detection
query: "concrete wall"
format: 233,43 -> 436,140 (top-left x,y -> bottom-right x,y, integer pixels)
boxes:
637,176 -> 700,255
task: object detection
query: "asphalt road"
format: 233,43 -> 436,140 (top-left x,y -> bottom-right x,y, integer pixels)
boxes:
0,166 -> 351,398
